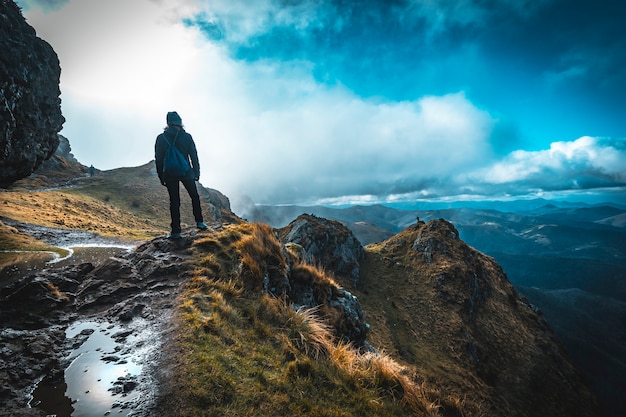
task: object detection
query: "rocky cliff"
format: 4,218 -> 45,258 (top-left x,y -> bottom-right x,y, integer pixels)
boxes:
278,213 -> 364,285
358,219 -> 601,417
0,0 -> 64,186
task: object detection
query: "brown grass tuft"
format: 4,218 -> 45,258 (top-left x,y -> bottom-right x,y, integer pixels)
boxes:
236,223 -> 287,290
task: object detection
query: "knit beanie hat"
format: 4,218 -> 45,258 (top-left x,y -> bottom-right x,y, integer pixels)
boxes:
166,111 -> 182,126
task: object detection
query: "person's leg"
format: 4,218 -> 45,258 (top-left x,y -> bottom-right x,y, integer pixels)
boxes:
181,177 -> 205,224
165,178 -> 182,233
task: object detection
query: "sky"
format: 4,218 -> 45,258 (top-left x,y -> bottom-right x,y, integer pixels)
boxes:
16,0 -> 626,208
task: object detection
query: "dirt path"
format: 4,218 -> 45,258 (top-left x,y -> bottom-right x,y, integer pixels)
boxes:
1,217 -> 138,249
0,229 -> 199,416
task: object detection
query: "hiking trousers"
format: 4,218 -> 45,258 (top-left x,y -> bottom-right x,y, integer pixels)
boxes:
165,177 -> 204,233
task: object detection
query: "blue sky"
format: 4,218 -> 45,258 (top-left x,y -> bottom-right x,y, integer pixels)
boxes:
17,0 -> 626,207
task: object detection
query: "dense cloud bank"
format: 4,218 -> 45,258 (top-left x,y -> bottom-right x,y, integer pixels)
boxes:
17,0 -> 626,204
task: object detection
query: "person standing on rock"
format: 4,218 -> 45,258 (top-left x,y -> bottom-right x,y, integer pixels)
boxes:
155,111 -> 208,239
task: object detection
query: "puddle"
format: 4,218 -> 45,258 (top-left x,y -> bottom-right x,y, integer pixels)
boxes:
0,251 -> 55,286
30,319 -> 157,416
49,245 -> 135,265
0,246 -> 133,287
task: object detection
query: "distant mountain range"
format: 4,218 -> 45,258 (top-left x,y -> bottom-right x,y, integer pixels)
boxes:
244,200 -> 626,417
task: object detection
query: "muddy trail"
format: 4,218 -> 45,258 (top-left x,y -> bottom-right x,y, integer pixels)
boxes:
0,223 -> 203,417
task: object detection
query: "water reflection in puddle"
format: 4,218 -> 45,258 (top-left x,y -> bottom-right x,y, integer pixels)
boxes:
50,245 -> 134,266
0,245 -> 133,286
0,251 -> 54,286
31,319 -> 151,417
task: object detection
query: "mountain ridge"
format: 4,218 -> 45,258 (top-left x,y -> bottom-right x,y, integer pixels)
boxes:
0,145 -> 606,416
247,199 -> 626,417
356,218 -> 599,416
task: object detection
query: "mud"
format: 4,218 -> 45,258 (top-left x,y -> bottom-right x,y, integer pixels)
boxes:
0,224 -> 199,416
2,217 -> 137,249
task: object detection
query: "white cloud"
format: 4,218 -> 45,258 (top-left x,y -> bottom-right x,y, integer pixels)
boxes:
20,0 -> 625,209
22,0 -> 497,205
24,0 -> 200,105
463,136 -> 626,191
197,87 -> 494,204
194,0 -> 324,42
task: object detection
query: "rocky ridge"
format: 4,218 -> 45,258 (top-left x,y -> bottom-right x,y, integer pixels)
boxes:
0,0 -> 64,186
359,219 -> 600,417
0,216 -> 373,415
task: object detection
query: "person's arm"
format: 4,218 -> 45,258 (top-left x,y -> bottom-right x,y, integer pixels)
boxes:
188,134 -> 200,180
154,135 -> 165,184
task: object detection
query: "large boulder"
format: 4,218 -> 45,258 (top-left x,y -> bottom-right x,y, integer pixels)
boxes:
278,214 -> 364,286
0,0 -> 64,186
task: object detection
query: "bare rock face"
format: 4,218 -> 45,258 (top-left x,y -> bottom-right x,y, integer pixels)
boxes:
0,0 -> 65,186
279,214 -> 365,286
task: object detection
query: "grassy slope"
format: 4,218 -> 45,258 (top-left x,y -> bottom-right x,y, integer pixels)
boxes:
349,223 -> 599,417
0,162 -> 216,243
159,223 -> 455,417
1,162 -> 600,416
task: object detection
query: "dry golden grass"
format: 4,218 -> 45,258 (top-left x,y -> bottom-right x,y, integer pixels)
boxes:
236,222 -> 287,289
1,161 -> 220,242
0,189 -> 161,240
161,222 -> 451,416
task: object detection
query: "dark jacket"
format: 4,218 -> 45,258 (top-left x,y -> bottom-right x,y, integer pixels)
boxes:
155,127 -> 200,180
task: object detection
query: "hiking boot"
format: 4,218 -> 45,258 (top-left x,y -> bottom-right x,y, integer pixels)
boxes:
167,231 -> 182,239
196,222 -> 208,230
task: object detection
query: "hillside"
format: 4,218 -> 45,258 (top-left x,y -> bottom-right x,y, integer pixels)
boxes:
2,136 -> 236,242
249,201 -> 626,417
0,149 -> 602,416
355,219 -> 599,416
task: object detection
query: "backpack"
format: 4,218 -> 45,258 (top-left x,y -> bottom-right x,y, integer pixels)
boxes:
162,130 -> 191,179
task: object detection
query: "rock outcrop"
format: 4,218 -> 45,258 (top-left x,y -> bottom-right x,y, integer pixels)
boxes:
0,0 -> 64,186
9,135 -> 87,188
278,214 -> 364,285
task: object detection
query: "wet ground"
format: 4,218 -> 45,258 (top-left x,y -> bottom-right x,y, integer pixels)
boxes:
1,217 -> 136,286
0,246 -> 132,288
0,221 -> 192,416
1,217 -> 137,249
30,318 -> 163,417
